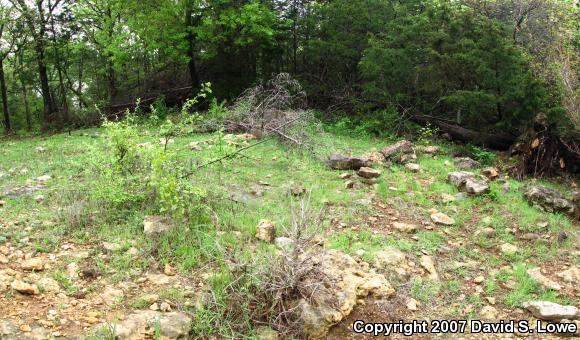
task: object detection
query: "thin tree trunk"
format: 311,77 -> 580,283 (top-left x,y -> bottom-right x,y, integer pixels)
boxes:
21,79 -> 31,131
0,58 -> 10,133
36,44 -> 56,127
185,4 -> 200,91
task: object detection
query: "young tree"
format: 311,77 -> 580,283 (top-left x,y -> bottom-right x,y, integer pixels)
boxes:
0,5 -> 16,133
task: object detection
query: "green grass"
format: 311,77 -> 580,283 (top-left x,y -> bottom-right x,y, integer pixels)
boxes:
0,127 -> 578,337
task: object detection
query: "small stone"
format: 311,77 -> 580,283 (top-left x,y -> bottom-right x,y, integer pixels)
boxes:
290,185 -> 307,197
473,276 -> 485,284
11,280 -> 39,295
85,316 -> 99,324
393,222 -> 418,233
38,277 -> 60,293
526,268 -> 561,291
345,180 -> 356,189
21,258 -> 44,271
419,255 -> 439,281
430,212 -> 455,226
103,242 -> 121,251
339,173 -> 352,179
485,297 -> 496,305
143,216 -> 173,235
482,227 -> 495,236
100,287 -> 124,306
441,193 -> 455,203
500,243 -> 518,255
164,264 -> 176,276
406,298 -> 418,311
375,247 -> 406,268
34,195 -> 45,203
523,301 -> 579,321
480,306 -> 498,320
67,262 -> 79,279
274,237 -> 294,250
557,265 -> 580,283
255,219 -> 276,242
405,163 -> 420,173
0,200 -> 5,207
19,324 -> 32,332
357,167 -> 381,179
454,157 -> 481,170
160,302 -> 171,312
188,142 -> 201,151
149,303 -> 160,311
36,175 -> 52,183
146,273 -> 175,286
481,167 -> 500,180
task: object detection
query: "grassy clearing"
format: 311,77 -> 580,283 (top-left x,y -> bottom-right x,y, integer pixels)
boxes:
0,123 -> 578,337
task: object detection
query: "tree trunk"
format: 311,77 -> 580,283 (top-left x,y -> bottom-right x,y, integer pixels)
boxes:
185,4 -> 200,91
0,58 -> 10,133
21,80 -> 31,131
36,44 -> 56,127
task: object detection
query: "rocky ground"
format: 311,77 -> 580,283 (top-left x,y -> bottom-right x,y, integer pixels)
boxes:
0,130 -> 578,339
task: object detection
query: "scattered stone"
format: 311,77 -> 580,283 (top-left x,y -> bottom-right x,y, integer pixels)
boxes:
430,212 -> 455,226
405,163 -> 420,173
448,171 -> 476,187
21,257 -> 44,271
357,167 -> 381,179
160,264 -> 174,277
146,273 -> 175,286
500,243 -> 518,255
149,303 -> 160,311
502,182 -> 510,193
441,193 -> 455,203
406,298 -> 418,311
67,262 -> 79,280
362,150 -> 386,165
36,175 -> 52,183
19,324 -> 32,332
339,173 -> 352,179
419,255 -> 439,281
375,247 -> 406,269
482,167 -> 500,180
137,142 -> 152,148
480,306 -> 499,320
0,254 -> 8,264
103,242 -> 121,252
34,194 -> 45,202
143,294 -> 159,304
345,180 -> 356,189
298,250 -> 394,338
523,186 -> 576,217
482,227 -> 495,236
454,157 -> 480,170
188,141 -> 202,151
416,145 -> 439,155
464,178 -> 490,195
274,237 -> 294,250
290,185 -> 307,197
557,265 -> 580,284
95,311 -> 192,339
473,276 -> 485,284
143,216 -> 173,235
526,268 -> 561,291
255,219 -> 276,242
100,287 -> 124,306
256,326 -> 279,340
485,297 -> 496,305
38,277 -> 61,293
11,280 -> 39,295
160,301 -> 172,312
393,222 -> 418,233
523,301 -> 579,321
328,154 -> 370,170
381,140 -> 414,162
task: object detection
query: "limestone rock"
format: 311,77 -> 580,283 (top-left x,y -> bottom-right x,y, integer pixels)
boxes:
374,247 -> 406,269
147,273 -> 176,286
557,265 -> 580,284
297,249 -> 394,338
11,280 -> 39,295
405,163 -> 420,173
448,171 -> 476,187
430,212 -> 455,225
419,255 -> 439,281
464,179 -> 489,195
255,219 -> 276,242
393,222 -> 417,233
357,167 -> 381,179
381,140 -> 414,161
100,287 -> 124,306
143,216 -> 173,235
274,237 -> 294,250
480,306 -> 499,320
482,167 -> 500,180
416,145 -> 439,155
523,186 -> 576,217
21,257 -> 44,271
454,157 -> 480,170
38,277 -> 61,293
95,311 -> 192,339
526,268 -> 561,291
523,301 -> 579,321
256,326 -> 279,340
406,298 -> 418,311
328,154 -> 370,170
500,243 -> 518,255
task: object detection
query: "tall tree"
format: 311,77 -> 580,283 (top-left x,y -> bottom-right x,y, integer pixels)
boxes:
0,5 -> 16,134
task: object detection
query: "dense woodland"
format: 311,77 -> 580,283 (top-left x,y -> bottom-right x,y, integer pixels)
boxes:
0,0 -> 578,171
